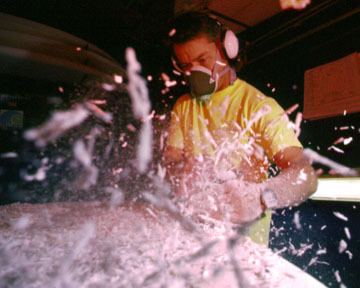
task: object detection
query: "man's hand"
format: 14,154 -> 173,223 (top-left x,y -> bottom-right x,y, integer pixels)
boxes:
165,153 -> 266,224
267,146 -> 318,208
220,180 -> 264,223
176,175 -> 264,224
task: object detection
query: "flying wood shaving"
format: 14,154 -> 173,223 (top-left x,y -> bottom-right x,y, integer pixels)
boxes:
293,211 -> 302,230
73,135 -> 99,190
285,103 -> 299,115
84,102 -> 112,123
333,137 -> 345,145
24,105 -> 90,147
240,105 -> 271,139
333,211 -> 348,221
126,47 -> 153,173
294,112 -> 302,138
338,240 -> 347,254
344,227 -> 351,240
24,102 -> 112,147
343,137 -> 353,145
328,145 -> 344,154
126,48 -> 151,120
303,148 -> 357,176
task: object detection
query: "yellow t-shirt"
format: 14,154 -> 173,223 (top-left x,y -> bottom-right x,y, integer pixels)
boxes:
166,79 -> 302,244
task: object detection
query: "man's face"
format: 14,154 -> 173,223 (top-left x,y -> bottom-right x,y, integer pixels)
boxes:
173,34 -> 230,91
174,34 -> 217,72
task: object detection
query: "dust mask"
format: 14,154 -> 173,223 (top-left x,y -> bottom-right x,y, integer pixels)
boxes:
184,49 -> 232,102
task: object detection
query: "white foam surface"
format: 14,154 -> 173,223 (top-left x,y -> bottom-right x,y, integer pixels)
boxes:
0,201 -> 327,288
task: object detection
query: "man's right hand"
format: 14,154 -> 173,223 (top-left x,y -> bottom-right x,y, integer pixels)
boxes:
176,171 -> 264,224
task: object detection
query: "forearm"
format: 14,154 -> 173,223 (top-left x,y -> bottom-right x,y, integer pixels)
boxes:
264,161 -> 318,208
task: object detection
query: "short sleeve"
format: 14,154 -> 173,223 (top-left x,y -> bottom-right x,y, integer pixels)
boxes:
255,98 -> 303,160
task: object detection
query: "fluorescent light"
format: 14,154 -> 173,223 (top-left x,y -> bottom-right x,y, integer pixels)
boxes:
310,178 -> 360,202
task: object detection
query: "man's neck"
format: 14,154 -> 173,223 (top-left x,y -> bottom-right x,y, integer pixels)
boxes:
217,69 -> 231,92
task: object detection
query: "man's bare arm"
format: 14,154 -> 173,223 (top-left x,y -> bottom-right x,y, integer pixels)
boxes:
264,146 -> 318,208
214,146 -> 317,223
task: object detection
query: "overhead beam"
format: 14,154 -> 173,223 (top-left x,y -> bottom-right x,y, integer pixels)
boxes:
246,6 -> 360,65
207,9 -> 251,29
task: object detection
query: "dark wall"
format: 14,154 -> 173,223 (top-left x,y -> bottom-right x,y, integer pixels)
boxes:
0,0 -> 173,74
239,0 -> 360,169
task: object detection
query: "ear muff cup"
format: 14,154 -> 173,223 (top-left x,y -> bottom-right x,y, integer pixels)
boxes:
218,29 -> 239,60
223,29 -> 239,59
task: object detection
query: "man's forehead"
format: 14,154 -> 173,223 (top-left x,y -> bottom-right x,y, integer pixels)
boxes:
174,35 -> 216,62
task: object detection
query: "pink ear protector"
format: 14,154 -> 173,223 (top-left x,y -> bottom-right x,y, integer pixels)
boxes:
217,29 -> 239,61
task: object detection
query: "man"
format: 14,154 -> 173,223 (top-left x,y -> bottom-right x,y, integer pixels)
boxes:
163,11 -> 317,245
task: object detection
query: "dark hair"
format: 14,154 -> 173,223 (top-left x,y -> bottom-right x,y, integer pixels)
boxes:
167,11 -> 247,72
169,11 -> 221,45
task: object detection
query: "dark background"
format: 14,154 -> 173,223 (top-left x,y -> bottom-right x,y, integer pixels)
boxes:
1,1 -> 360,287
